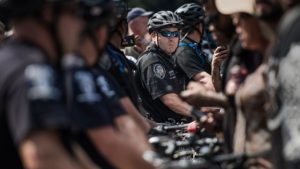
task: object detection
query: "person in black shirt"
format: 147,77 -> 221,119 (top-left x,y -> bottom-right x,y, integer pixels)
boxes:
136,11 -> 204,124
99,0 -> 139,107
64,1 -> 156,169
0,0 -> 84,169
99,0 -> 153,132
174,3 -> 215,91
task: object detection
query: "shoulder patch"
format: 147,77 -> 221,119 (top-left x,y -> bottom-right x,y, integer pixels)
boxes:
74,71 -> 101,103
25,64 -> 60,100
153,64 -> 166,79
96,75 -> 116,98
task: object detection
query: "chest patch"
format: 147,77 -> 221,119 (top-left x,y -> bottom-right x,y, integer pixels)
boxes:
153,64 -> 166,79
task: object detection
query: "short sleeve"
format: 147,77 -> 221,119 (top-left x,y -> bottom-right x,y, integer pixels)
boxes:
95,73 -> 126,119
175,49 -> 206,79
7,65 -> 68,145
69,70 -> 113,130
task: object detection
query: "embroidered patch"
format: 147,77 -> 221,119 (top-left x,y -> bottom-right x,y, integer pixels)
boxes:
153,64 -> 166,79
75,71 -> 101,103
25,64 -> 60,100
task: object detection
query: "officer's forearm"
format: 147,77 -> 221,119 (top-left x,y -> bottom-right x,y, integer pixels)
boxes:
160,93 -> 193,117
119,97 -> 152,133
19,130 -> 85,169
114,115 -> 154,153
88,127 -> 156,169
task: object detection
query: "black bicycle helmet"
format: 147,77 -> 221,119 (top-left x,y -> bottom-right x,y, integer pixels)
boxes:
148,10 -> 183,33
175,3 -> 205,26
80,0 -> 115,28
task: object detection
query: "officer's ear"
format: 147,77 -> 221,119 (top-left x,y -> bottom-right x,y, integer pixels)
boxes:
150,32 -> 157,43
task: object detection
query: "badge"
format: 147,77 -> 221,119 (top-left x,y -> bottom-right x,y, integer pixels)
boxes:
153,64 -> 166,79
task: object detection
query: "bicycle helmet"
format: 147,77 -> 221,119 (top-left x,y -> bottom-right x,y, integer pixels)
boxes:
148,11 -> 183,33
80,0 -> 115,28
175,3 -> 205,26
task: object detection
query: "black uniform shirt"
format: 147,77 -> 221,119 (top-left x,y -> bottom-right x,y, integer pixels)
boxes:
99,43 -> 139,106
173,38 -> 211,81
0,40 -> 68,169
63,54 -> 126,169
136,43 -> 190,124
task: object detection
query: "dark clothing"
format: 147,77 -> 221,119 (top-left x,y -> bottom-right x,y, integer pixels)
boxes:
99,43 -> 139,107
63,54 -> 126,169
0,40 -> 69,169
136,43 -> 190,124
173,38 -> 211,82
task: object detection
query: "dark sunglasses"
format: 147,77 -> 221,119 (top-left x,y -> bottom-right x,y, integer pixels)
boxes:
159,31 -> 180,38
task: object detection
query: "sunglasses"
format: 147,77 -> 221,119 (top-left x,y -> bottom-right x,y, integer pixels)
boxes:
159,31 -> 180,38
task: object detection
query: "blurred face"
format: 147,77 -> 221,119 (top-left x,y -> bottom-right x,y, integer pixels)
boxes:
57,7 -> 82,54
231,13 -> 266,51
128,16 -> 148,37
203,0 -> 235,45
96,25 -> 109,50
152,27 -> 179,55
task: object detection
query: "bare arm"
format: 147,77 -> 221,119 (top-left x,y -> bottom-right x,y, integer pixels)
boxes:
114,115 -> 153,153
211,46 -> 229,92
193,71 -> 215,91
160,93 -> 193,117
88,127 -> 156,169
119,97 -> 152,133
19,130 -> 84,169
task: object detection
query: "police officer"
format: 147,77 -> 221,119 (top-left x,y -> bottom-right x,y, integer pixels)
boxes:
99,0 -> 139,106
63,1 -> 156,169
0,0 -> 83,169
136,11 -> 204,124
174,3 -> 215,91
99,0 -> 152,132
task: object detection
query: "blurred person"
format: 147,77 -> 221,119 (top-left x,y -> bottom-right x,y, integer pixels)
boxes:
136,11 -> 205,124
63,1 -> 157,168
201,0 -> 236,92
267,5 -> 300,169
216,1 -> 275,168
0,0 -> 84,169
124,7 -> 153,58
99,0 -> 154,132
100,0 -> 139,107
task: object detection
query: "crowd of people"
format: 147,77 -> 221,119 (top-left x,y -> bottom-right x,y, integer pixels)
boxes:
1,0 -> 300,169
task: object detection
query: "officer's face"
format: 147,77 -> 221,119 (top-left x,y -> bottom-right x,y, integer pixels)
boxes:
152,27 -> 179,55
57,5 -> 83,54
